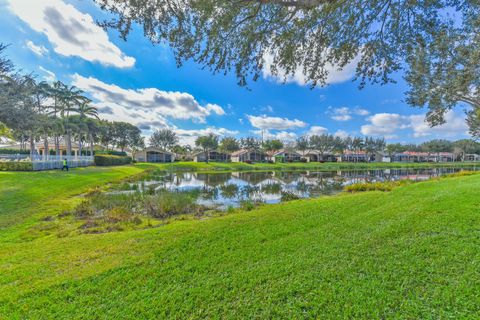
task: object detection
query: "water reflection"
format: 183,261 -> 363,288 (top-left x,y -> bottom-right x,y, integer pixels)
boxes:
120,167 -> 476,208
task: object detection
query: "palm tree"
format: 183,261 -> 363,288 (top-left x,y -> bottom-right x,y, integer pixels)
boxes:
77,100 -> 98,157
46,81 -> 66,156
57,84 -> 86,157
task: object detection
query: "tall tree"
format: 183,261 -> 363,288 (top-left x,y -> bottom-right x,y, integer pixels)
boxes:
467,109 -> 480,140
57,84 -> 86,157
309,134 -> 334,154
195,134 -> 219,163
149,129 -> 178,150
76,101 -> 99,156
0,43 -> 13,77
113,122 -> 144,152
240,137 -> 261,151
295,136 -> 309,157
262,139 -> 283,154
219,137 -> 240,154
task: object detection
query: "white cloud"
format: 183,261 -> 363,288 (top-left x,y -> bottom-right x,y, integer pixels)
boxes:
353,107 -> 370,116
307,126 -> 328,136
327,106 -> 369,121
328,107 -> 352,121
26,40 -> 48,56
71,74 -> 226,125
410,111 -> 468,138
334,130 -> 349,139
361,111 -> 469,140
262,52 -> 358,86
175,127 -> 239,145
39,66 -> 56,82
9,0 -> 135,68
205,103 -> 226,116
252,130 -> 297,142
246,114 -> 307,130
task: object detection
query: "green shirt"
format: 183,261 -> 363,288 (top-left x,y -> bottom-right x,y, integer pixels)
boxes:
63,160 -> 67,166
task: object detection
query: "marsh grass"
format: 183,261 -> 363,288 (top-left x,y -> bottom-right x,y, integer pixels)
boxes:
344,180 -> 413,192
67,189 -> 207,234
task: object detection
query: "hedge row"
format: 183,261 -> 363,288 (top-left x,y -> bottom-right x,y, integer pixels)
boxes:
94,154 -> 132,166
0,161 -> 33,171
95,150 -> 128,157
0,149 -> 30,155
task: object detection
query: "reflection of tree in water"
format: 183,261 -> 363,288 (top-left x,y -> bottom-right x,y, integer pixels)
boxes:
294,177 -> 344,197
200,186 -> 219,200
295,181 -> 309,193
240,185 -> 261,199
195,172 -> 232,187
260,182 -> 282,195
219,184 -> 239,199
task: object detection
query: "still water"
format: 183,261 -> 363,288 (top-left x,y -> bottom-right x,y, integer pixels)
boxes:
114,167 -> 477,208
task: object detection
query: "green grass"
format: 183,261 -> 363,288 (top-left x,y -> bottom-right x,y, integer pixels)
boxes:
0,164 -> 479,318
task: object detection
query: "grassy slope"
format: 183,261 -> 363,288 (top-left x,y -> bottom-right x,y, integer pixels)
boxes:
0,164 -> 479,318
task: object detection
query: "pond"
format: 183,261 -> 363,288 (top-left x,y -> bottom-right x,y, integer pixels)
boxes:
113,167 -> 478,209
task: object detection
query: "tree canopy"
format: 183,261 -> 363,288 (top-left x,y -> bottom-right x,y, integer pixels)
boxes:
149,128 -> 178,151
96,0 -> 479,127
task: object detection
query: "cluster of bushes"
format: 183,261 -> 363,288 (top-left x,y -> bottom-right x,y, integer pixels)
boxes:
0,160 -> 33,171
94,154 -> 132,166
443,170 -> 478,178
344,180 -> 412,193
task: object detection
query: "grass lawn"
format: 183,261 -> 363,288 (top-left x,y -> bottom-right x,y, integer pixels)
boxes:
0,164 -> 479,318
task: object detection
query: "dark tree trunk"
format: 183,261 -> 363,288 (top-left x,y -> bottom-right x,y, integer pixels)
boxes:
66,130 -> 72,158
89,134 -> 94,156
29,134 -> 35,160
55,136 -> 60,157
44,135 -> 49,160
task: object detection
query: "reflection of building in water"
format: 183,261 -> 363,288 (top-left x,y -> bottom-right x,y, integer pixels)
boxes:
231,171 -> 273,185
194,172 -> 232,187
272,171 -> 304,184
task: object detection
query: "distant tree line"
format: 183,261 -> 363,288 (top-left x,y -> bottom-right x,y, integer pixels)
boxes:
149,128 -> 480,160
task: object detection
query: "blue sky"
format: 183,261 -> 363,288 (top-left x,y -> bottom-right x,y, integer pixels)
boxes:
0,0 -> 471,145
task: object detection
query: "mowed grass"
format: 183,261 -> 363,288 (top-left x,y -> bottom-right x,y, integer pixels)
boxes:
0,164 -> 479,318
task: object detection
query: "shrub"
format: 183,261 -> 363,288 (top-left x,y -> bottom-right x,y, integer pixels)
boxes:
444,170 -> 478,178
95,150 -> 128,156
344,180 -> 412,193
0,160 -> 33,171
144,191 -> 198,218
74,200 -> 94,218
281,191 -> 301,201
94,154 -> 132,166
239,199 -> 263,211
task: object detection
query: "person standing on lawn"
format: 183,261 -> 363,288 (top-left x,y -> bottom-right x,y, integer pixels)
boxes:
62,158 -> 69,171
